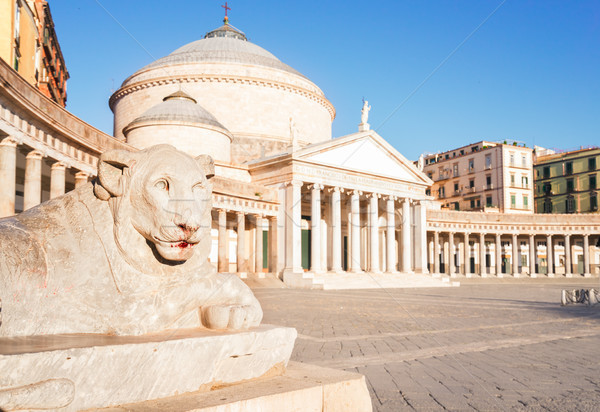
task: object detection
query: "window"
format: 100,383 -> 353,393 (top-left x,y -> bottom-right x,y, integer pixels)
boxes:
425,189 -> 431,196
486,196 -> 492,207
510,174 -> 515,186
427,172 -> 433,179
453,163 -> 459,177
543,167 -> 550,179
485,155 -> 492,169
522,176 -> 528,188
511,195 -> 516,208
453,202 -> 460,211
470,199 -> 475,208
486,175 -> 492,189
454,182 -> 459,192
566,178 -> 574,193
523,195 -> 528,208
590,174 -> 597,190
468,159 -> 474,172
439,186 -> 445,198
591,192 -> 598,211
566,195 -> 575,213
565,162 -> 573,175
469,179 -> 475,189
510,154 -> 515,166
543,198 -> 553,213
589,157 -> 596,171
522,155 -> 527,167
543,182 -> 552,194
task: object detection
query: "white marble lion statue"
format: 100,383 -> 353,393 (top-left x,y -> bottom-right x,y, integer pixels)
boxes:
0,144 -> 262,337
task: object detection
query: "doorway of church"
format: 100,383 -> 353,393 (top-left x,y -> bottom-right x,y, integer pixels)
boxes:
302,229 -> 311,270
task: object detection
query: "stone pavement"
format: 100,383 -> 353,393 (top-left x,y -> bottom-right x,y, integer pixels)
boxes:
254,277 -> 600,411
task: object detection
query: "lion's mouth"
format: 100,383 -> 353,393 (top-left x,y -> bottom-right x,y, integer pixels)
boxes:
153,237 -> 198,250
173,241 -> 194,249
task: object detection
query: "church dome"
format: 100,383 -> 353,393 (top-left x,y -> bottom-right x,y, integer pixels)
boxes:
130,24 -> 305,81
123,90 -> 227,132
110,22 -> 335,164
122,90 -> 232,162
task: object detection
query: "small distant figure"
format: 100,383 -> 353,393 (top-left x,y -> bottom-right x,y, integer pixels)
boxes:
417,154 -> 425,171
361,99 -> 371,125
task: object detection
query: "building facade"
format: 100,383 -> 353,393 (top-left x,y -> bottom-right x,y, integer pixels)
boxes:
534,147 -> 599,214
0,0 -> 68,107
422,141 -> 534,214
0,17 -> 598,289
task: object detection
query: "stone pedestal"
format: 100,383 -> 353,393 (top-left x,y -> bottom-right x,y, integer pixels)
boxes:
0,325 -> 296,411
100,362 -> 372,412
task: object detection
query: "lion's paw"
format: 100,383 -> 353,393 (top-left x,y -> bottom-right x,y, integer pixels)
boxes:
201,304 -> 261,330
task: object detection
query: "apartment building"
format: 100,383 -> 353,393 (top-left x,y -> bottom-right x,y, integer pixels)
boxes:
0,0 -> 68,106
422,141 -> 534,213
534,146 -> 599,214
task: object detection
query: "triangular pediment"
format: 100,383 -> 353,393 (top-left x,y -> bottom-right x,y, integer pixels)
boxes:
296,131 -> 432,185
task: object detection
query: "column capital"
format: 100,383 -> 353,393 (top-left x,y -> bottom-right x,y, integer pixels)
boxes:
0,136 -> 18,147
349,189 -> 363,196
236,211 -> 245,216
75,171 -> 90,178
216,208 -> 228,214
327,186 -> 343,194
51,161 -> 67,170
402,197 -> 413,205
383,195 -> 397,201
26,149 -> 44,160
308,183 -> 324,191
254,213 -> 264,219
286,180 -> 303,188
366,192 -> 381,199
267,215 -> 277,221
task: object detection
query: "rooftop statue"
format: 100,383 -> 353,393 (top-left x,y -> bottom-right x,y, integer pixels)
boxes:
0,144 -> 262,337
360,99 -> 371,125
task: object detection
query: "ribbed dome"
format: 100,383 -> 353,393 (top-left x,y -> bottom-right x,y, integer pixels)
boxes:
124,91 -> 227,132
128,24 -> 305,81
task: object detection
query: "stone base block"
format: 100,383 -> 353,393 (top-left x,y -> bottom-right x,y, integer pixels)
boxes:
564,273 -> 572,278
97,361 -> 373,412
0,325 -> 296,411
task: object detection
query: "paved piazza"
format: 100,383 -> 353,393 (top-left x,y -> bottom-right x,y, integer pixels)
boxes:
255,278 -> 600,411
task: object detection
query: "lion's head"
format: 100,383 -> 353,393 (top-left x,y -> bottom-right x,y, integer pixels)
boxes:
93,145 -> 214,273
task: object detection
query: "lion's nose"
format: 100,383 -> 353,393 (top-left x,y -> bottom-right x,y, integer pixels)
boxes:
177,223 -> 199,235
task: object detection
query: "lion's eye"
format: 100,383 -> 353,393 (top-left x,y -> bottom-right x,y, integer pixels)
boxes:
155,180 -> 169,191
193,182 -> 204,191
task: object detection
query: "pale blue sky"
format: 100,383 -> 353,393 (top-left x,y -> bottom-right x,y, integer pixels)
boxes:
51,1 -> 599,160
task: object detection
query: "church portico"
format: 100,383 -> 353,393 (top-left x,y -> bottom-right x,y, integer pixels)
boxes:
245,130 -> 434,288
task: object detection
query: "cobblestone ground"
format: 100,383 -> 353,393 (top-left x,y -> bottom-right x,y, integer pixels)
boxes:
254,278 -> 600,411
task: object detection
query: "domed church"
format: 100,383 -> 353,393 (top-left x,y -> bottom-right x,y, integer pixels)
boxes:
108,18 -> 434,288
110,22 -> 335,164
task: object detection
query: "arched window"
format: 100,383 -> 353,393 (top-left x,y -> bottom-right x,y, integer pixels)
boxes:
566,195 -> 575,213
543,198 -> 553,213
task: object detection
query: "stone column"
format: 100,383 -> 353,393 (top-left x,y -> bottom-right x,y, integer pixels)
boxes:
368,193 -> 380,273
401,198 -> 412,272
385,197 -> 397,272
564,235 -> 571,277
428,237 -> 434,273
479,233 -> 487,277
217,209 -> 228,273
236,212 -> 246,275
0,137 -> 17,217
50,162 -> 66,199
433,231 -> 440,274
413,201 -> 428,273
268,216 -> 278,273
329,187 -> 342,272
583,234 -> 591,277
310,184 -> 323,273
254,215 -> 264,274
546,234 -> 553,277
464,232 -> 470,276
512,233 -> 519,277
495,233 -> 502,277
75,171 -> 89,188
529,234 -> 536,277
284,180 -> 303,274
449,232 -> 455,277
350,190 -> 362,273
23,150 -> 43,211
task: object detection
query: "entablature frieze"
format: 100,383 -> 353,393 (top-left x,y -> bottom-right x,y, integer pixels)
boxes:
212,194 -> 278,217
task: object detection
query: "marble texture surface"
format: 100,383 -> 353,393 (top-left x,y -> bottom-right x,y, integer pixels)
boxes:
0,325 -> 296,411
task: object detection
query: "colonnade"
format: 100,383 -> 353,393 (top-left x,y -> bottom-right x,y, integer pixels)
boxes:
282,180 -> 428,275
0,136 -> 90,217
215,209 -> 278,276
428,230 -> 595,277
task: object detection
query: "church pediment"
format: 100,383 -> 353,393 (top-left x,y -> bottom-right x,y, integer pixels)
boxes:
296,131 -> 431,186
